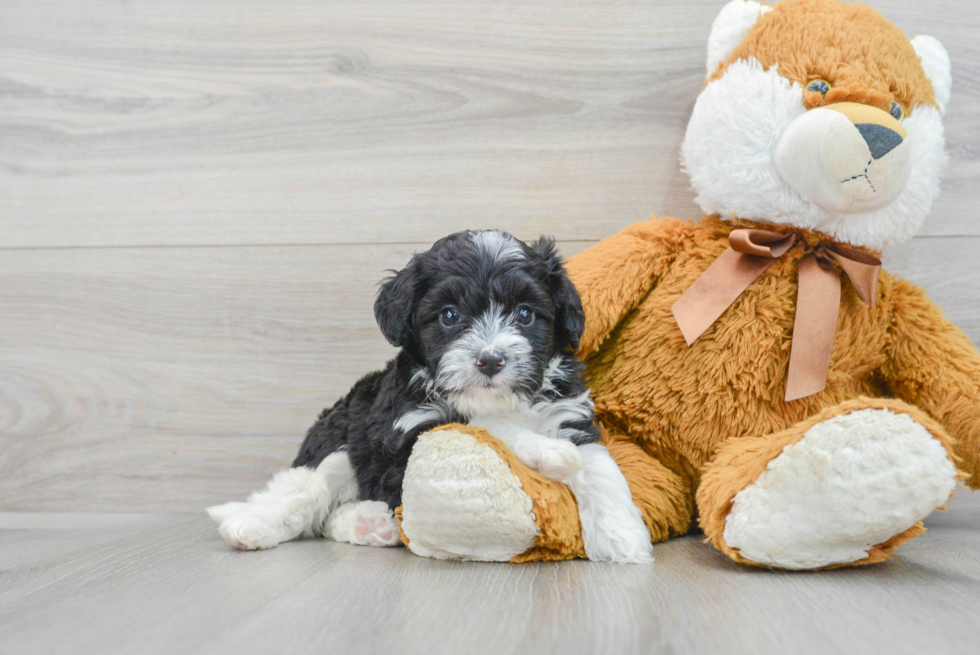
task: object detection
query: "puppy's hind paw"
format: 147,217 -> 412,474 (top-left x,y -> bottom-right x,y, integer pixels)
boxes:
206,501 -> 251,525
213,508 -> 286,551
515,439 -> 582,481
355,503 -> 402,547
328,501 -> 401,547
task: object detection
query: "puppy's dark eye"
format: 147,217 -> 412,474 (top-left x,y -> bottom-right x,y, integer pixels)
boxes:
515,305 -> 534,326
807,79 -> 830,96
440,307 -> 461,327
889,102 -> 904,120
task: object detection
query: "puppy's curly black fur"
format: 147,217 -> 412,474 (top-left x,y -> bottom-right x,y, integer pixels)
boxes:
292,230 -> 598,510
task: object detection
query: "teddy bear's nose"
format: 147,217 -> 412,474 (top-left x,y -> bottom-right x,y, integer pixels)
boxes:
772,100 -> 913,215
855,123 -> 904,160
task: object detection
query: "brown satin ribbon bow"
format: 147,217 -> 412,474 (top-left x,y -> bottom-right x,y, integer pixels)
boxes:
670,228 -> 882,402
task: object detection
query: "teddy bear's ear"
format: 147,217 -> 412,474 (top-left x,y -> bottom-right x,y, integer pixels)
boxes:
705,0 -> 772,78
911,35 -> 951,115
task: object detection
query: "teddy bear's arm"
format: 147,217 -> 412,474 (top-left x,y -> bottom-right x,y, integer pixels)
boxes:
566,219 -> 681,357
882,277 -> 980,488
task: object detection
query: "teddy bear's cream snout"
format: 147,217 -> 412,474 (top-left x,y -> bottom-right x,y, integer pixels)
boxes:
774,102 -> 912,215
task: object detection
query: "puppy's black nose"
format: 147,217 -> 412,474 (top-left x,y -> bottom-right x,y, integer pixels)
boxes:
476,350 -> 505,377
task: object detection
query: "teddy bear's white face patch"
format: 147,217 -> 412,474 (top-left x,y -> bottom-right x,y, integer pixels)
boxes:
681,57 -> 947,252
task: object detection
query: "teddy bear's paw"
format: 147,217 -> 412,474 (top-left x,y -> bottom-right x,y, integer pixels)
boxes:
722,408 -> 958,569
326,500 -> 401,547
514,438 -> 582,481
210,504 -> 287,551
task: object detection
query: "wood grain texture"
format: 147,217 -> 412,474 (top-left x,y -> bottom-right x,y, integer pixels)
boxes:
1,0 -> 979,512
2,491 -> 979,655
0,243 -> 412,511
1,0 -> 979,249
0,236 -> 977,512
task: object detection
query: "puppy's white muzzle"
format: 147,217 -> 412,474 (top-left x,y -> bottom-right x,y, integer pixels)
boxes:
774,102 -> 911,214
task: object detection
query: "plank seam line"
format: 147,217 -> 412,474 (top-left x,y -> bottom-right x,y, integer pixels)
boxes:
0,235 -> 969,252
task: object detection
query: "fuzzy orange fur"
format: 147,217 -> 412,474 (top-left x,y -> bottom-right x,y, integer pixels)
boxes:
462,215 -> 978,565
397,0 -> 978,569
571,216 -> 978,490
710,0 -> 938,115
603,432 -> 694,542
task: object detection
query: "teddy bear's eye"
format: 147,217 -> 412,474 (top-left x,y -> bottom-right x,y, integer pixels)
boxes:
889,102 -> 904,120
807,79 -> 831,95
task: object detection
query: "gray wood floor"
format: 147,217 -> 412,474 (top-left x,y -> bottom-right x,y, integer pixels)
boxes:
2,491 -> 979,655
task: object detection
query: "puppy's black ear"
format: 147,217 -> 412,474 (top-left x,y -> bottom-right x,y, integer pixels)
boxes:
532,236 -> 585,351
374,257 -> 422,347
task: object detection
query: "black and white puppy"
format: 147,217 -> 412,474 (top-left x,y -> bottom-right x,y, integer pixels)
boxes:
208,230 -> 652,562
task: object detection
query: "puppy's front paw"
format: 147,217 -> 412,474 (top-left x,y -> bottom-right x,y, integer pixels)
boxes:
216,510 -> 285,551
515,439 -> 582,481
584,517 -> 654,564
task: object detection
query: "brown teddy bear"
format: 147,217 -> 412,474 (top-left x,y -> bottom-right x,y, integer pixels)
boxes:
396,0 -> 980,569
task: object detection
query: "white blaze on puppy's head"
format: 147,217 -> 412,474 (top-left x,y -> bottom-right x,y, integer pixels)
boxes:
681,0 -> 950,252
472,230 -> 525,264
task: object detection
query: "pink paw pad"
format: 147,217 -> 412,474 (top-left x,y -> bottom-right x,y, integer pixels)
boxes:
355,516 -> 373,539
355,512 -> 399,547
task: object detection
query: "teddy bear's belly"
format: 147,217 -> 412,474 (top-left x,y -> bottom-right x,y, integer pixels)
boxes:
583,262 -> 888,487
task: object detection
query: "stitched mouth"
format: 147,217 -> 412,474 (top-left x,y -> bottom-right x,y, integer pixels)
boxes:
840,159 -> 876,192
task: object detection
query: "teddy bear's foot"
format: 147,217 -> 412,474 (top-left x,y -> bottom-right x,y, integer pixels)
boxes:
399,424 -> 694,562
399,426 -> 543,561
699,399 -> 959,570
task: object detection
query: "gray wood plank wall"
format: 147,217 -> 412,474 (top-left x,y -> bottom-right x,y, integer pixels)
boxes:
2,0 -> 978,512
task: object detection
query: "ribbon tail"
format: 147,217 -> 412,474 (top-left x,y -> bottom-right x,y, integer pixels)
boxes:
671,247 -> 777,345
785,255 -> 841,402
825,246 -> 882,306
